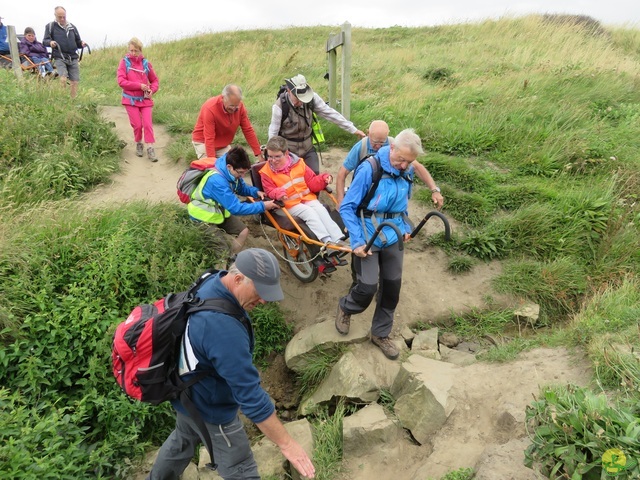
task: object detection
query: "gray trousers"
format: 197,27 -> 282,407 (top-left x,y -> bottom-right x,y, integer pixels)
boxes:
147,412 -> 259,480
339,242 -> 404,337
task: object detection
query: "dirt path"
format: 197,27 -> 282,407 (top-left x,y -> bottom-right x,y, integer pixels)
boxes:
85,106 -> 186,207
95,107 -> 592,478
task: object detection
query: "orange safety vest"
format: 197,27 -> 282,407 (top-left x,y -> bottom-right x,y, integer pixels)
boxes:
259,159 -> 316,209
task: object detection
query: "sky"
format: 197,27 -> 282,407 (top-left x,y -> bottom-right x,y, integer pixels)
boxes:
2,0 -> 639,50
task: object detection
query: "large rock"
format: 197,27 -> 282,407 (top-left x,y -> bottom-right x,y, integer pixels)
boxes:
285,319 -> 370,373
299,351 -> 379,415
343,403 -> 402,457
514,303 -> 540,327
411,328 -> 441,360
474,437 -> 545,480
439,345 -> 477,366
391,355 -> 457,444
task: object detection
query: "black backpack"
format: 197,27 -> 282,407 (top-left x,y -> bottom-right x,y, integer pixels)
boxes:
355,155 -> 413,214
112,269 -> 250,470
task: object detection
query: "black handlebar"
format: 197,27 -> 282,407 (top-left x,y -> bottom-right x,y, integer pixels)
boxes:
411,211 -> 451,240
363,221 -> 404,253
362,211 -> 451,254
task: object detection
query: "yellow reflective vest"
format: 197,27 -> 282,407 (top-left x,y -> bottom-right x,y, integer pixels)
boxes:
187,170 -> 231,224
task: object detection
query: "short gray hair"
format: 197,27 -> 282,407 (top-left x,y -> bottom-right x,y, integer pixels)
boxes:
394,128 -> 424,156
222,84 -> 243,101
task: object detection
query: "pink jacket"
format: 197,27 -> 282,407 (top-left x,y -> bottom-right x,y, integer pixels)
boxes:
117,54 -> 159,107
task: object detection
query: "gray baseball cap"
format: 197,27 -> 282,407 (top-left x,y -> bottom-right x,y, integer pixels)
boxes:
235,248 -> 284,301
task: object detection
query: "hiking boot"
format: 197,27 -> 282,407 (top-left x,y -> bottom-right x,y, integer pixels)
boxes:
147,146 -> 158,162
335,305 -> 351,335
135,142 -> 144,157
371,335 -> 399,360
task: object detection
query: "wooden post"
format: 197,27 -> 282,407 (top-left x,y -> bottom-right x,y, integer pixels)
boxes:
7,25 -> 23,80
341,22 -> 352,120
326,30 -> 343,110
327,49 -> 337,109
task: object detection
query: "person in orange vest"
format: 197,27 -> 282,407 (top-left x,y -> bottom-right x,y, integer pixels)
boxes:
259,136 -> 347,248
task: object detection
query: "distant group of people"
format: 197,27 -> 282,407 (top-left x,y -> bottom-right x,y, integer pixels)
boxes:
1,7 -> 86,96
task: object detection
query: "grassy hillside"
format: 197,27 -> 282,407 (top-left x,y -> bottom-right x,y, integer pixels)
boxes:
1,15 -> 639,479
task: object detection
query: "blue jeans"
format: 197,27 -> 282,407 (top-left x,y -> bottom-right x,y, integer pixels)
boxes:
30,55 -> 54,75
147,412 -> 259,480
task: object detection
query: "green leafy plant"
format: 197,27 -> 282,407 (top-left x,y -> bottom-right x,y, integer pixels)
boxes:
250,303 -> 294,365
525,385 -> 640,479
447,254 -> 475,273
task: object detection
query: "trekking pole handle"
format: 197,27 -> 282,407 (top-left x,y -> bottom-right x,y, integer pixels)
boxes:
410,211 -> 451,240
363,221 -> 404,254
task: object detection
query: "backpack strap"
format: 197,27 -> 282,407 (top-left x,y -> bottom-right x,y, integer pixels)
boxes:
356,155 -> 384,213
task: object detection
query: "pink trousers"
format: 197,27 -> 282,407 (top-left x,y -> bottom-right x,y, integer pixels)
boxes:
124,104 -> 155,143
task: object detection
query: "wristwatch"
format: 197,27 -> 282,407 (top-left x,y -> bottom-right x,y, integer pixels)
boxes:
431,186 -> 441,193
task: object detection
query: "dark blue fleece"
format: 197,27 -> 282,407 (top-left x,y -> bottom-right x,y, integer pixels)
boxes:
171,272 -> 274,425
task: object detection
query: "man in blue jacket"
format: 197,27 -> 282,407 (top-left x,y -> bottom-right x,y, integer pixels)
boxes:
188,146 -> 279,256
336,129 -> 436,360
148,248 -> 316,480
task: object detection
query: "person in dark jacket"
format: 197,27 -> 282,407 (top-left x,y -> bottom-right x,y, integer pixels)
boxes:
43,6 -> 85,98
147,248 -> 316,480
19,27 -> 54,77
0,16 -> 9,55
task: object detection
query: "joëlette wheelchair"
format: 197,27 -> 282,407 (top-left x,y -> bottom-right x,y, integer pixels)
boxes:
249,161 -> 351,283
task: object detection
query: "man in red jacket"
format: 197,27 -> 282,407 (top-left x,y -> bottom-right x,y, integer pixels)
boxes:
192,84 -> 264,162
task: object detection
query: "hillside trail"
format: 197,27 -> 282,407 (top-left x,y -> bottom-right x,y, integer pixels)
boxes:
94,106 -> 592,478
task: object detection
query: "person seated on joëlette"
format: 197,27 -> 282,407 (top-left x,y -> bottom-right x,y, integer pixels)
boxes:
259,135 -> 348,247
19,27 -> 54,76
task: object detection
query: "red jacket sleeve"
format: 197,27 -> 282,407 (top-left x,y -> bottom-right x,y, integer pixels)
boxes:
202,103 -> 218,158
239,105 -> 262,157
304,165 -> 329,194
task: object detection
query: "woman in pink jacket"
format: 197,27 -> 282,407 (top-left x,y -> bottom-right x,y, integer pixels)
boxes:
117,37 -> 159,162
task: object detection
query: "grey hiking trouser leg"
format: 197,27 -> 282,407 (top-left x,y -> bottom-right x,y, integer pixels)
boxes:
302,148 -> 320,174
339,242 -> 404,337
147,412 -> 259,480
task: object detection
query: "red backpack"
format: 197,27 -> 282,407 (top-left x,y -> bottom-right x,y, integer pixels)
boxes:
112,269 -> 250,470
176,158 -> 217,204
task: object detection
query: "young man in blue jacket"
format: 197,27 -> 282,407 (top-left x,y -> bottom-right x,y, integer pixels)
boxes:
148,248 -> 316,480
187,146 -> 279,256
336,129 -> 439,360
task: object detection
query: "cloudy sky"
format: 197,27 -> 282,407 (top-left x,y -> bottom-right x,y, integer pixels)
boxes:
2,0 -> 639,49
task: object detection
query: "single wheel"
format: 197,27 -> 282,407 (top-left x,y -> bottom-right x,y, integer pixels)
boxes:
280,234 -> 318,283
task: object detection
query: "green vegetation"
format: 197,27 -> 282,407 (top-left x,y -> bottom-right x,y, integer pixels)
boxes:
429,468 -> 475,480
1,13 -> 639,479
310,402 -> 348,480
525,385 -> 640,479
